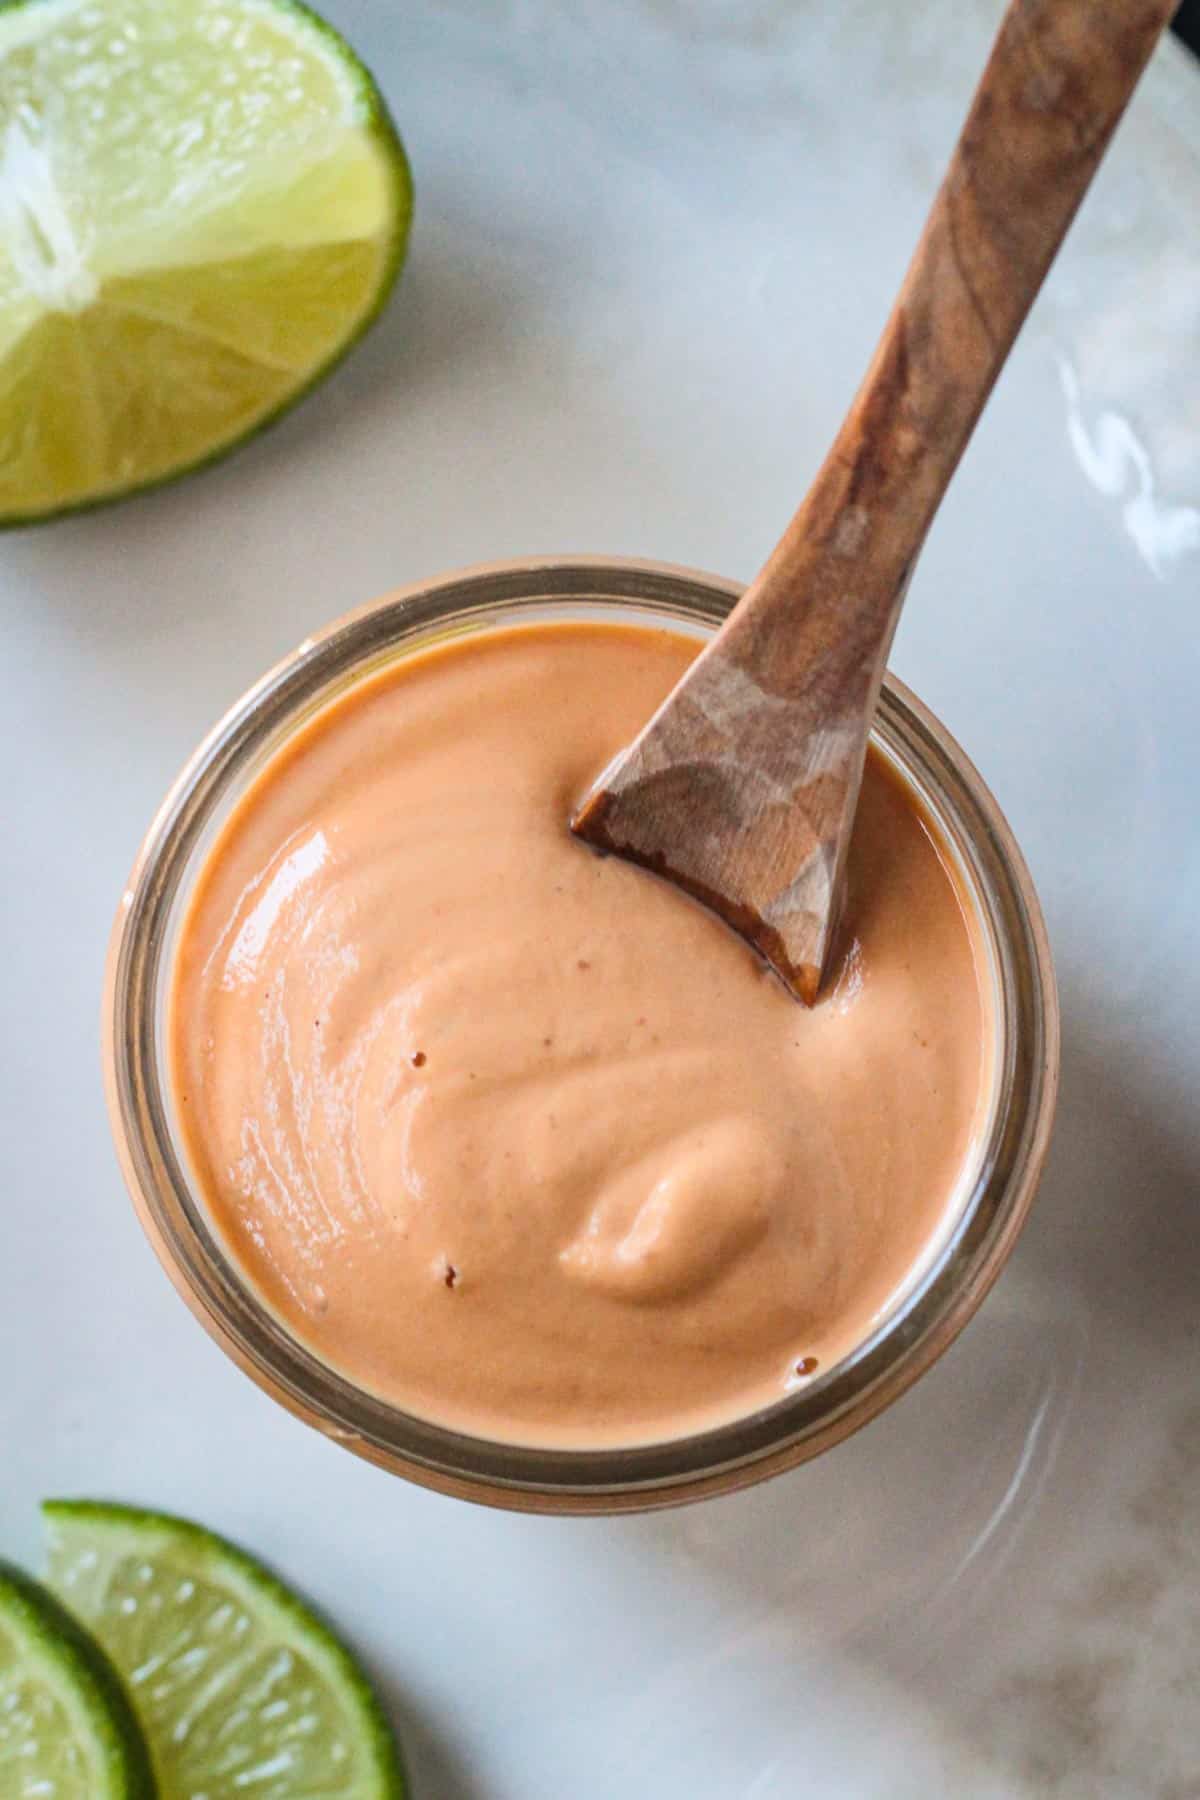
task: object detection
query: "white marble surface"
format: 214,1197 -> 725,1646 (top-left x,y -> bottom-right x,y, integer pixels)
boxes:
2,2 -> 1198,1793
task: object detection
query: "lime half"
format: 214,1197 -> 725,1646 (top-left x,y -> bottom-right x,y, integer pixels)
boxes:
43,1501 -> 405,1799
0,1559 -> 155,1799
0,0 -> 412,523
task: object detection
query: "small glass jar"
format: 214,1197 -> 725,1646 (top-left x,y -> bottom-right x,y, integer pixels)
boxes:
104,558 -> 1058,1514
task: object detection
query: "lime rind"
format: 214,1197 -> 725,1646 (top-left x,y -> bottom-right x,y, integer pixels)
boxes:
43,1499 -> 406,1798
0,1558 -> 156,1799
0,0 -> 413,525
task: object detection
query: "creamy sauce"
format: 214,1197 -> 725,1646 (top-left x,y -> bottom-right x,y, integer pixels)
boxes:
169,623 -> 991,1447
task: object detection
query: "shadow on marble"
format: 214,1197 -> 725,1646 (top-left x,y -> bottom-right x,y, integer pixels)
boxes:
379,1682 -> 489,1800
1021,999 -> 1200,1358
940,991 -> 1200,1796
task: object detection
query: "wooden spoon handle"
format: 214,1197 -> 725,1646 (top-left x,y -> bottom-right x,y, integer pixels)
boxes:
733,0 -> 1176,691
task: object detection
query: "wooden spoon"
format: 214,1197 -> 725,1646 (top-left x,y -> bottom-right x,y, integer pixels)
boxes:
572,0 -> 1176,1003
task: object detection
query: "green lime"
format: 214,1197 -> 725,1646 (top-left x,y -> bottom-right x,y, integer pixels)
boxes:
0,0 -> 412,524
0,1558 -> 156,1799
43,1501 -> 405,1799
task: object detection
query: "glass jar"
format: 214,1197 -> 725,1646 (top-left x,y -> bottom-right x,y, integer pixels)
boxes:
103,558 -> 1059,1514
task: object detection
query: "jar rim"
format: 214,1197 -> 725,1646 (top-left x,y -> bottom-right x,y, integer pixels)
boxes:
103,557 -> 1059,1514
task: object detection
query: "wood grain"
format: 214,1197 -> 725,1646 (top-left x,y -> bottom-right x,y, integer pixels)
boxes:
573,0 -> 1176,1002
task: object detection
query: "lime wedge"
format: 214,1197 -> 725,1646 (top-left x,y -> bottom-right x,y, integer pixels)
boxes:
0,0 -> 412,523
0,1559 -> 155,1799
43,1501 -> 405,1799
